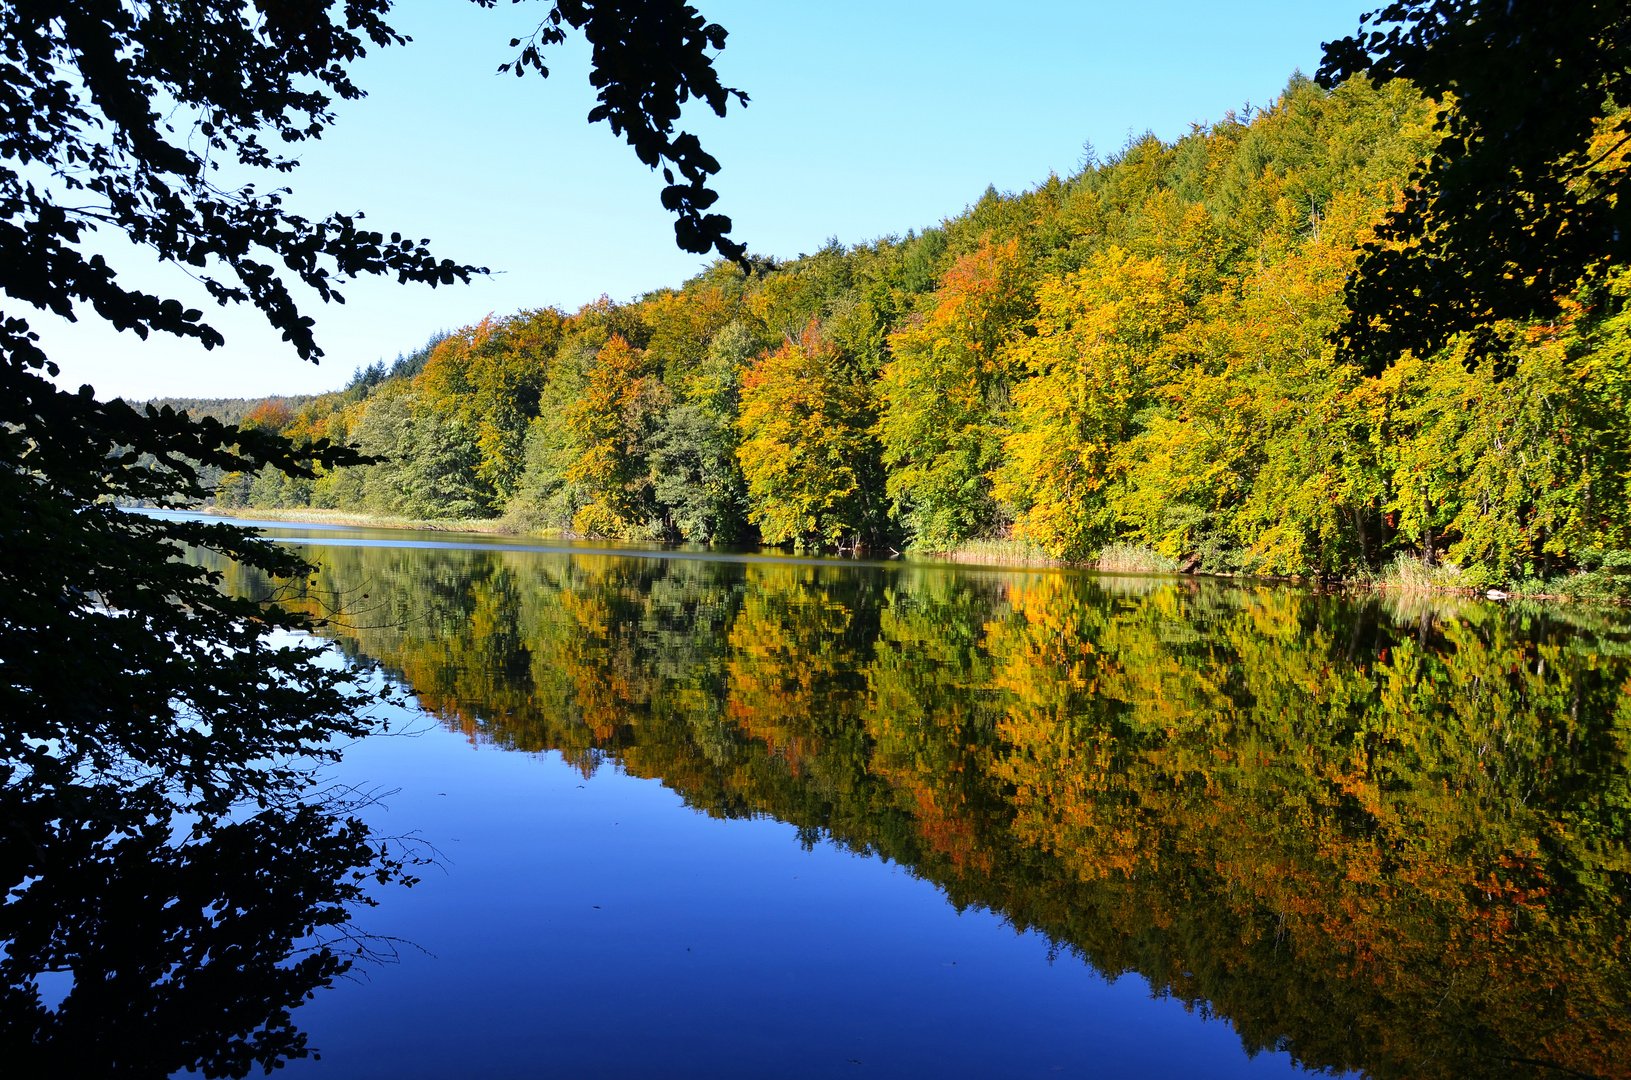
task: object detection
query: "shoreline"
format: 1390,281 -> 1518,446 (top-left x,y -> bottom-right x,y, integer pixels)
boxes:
201,505 -> 545,536
201,507 -> 1622,604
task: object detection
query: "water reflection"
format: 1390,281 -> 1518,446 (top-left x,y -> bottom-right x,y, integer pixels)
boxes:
223,537 -> 1631,1080
0,798 -> 394,1074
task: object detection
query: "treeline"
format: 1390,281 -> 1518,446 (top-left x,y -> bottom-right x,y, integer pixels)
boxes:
145,395 -> 315,428
206,74 -> 1631,588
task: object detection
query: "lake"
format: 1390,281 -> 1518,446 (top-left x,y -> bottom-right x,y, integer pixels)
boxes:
190,514 -> 1631,1078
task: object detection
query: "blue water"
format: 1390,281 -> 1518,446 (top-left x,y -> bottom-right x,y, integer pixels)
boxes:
283,715 -> 1302,1079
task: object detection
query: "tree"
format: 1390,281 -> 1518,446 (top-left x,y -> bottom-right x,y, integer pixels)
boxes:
1318,0 -> 1631,369
737,321 -> 883,549
993,247 -> 1189,560
0,1 -> 747,1071
0,384 -> 412,1071
565,332 -> 670,537
648,320 -> 761,543
416,311 -> 565,505
879,237 -> 1033,551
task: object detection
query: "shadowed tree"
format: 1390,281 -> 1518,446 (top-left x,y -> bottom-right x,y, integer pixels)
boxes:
1318,0 -> 1631,369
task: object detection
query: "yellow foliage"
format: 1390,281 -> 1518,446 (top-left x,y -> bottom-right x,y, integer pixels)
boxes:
994,247 -> 1190,558
736,322 -> 877,547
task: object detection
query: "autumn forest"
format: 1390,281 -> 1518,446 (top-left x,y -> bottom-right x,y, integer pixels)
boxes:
174,71 -> 1631,592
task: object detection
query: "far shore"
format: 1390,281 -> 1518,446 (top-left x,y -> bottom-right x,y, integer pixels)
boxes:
203,505 -> 533,536
200,506 -> 1622,604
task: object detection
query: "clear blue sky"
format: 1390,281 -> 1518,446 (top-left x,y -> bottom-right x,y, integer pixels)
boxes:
45,0 -> 1374,401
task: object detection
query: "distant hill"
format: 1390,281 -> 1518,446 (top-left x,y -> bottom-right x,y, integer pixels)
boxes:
131,332 -> 447,427
135,396 -> 317,426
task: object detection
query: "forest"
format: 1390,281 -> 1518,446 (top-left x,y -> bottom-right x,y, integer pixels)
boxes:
195,72 -> 1631,592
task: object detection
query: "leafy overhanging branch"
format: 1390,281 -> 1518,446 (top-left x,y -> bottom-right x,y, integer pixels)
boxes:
1318,0 -> 1631,372
493,0 -> 749,266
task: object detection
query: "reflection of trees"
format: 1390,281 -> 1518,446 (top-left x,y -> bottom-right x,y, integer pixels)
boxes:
2,504 -> 420,1076
0,801 -> 395,1075
274,543 -> 1631,1080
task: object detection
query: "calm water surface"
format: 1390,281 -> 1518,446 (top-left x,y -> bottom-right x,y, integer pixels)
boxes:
190,514 -> 1631,1079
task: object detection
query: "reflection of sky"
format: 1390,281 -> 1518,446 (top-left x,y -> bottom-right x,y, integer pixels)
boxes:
284,706 -> 1308,1079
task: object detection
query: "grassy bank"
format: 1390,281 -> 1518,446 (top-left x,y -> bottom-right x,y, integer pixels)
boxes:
926,538 -> 1630,603
919,539 -> 1180,574
1352,551 -> 1631,603
204,506 -> 538,535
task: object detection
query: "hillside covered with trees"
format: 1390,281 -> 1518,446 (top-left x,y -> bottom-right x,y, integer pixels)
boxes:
196,73 -> 1631,591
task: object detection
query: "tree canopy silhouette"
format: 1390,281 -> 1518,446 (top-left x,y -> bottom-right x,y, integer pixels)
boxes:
1318,0 -> 1631,370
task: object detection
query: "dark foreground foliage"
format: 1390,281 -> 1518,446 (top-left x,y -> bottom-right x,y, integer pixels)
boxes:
1318,0 -> 1631,367
0,332 -> 412,1074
